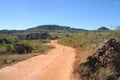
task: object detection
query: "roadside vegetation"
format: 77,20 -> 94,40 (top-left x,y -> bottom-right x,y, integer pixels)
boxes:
58,27 -> 120,80
59,31 -> 110,48
0,33 -> 54,68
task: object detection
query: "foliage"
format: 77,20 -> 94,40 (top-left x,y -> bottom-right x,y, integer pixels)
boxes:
0,38 -> 53,68
0,57 -> 8,64
0,44 -> 13,54
18,32 -> 52,40
13,44 -> 32,54
0,36 -> 52,54
58,31 -> 109,48
18,40 -> 53,53
111,30 -> 120,40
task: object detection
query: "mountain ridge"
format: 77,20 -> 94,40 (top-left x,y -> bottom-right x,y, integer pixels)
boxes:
27,25 -> 86,31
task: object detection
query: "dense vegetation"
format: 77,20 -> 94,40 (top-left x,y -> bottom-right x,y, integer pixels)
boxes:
18,32 -> 52,40
0,31 -> 54,68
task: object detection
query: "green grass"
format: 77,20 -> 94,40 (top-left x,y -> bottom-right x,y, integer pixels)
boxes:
59,30 -> 120,48
18,39 -> 53,53
0,57 -> 8,64
58,32 -> 105,48
0,39 -> 52,54
0,38 -> 54,68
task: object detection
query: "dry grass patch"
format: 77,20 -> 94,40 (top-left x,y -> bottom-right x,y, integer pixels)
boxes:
73,47 -> 95,79
0,53 -> 44,69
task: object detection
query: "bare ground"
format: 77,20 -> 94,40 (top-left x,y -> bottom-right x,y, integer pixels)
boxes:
0,40 -> 75,80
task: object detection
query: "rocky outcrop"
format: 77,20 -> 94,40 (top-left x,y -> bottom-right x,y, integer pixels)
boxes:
79,38 -> 120,80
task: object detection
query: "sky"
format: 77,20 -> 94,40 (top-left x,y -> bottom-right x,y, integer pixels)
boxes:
0,0 -> 120,30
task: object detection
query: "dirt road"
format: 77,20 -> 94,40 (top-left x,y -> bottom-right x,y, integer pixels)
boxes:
0,40 -> 75,80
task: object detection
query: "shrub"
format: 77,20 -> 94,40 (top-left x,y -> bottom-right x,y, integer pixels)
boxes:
111,30 -> 120,40
0,58 -> 8,64
13,44 -> 32,54
5,44 -> 13,52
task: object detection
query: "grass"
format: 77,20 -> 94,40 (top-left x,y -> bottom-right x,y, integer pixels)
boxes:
0,57 -> 9,64
75,64 -> 117,80
0,32 -> 54,68
58,30 -> 120,80
0,53 -> 41,68
18,39 -> 53,53
91,67 -> 116,80
58,31 -> 107,48
0,39 -> 52,54
73,48 -> 95,80
0,39 -> 54,68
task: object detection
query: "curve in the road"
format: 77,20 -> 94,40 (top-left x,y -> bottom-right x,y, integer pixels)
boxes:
0,40 -> 75,80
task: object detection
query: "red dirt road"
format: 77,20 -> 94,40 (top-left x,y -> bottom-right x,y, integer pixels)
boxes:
0,40 -> 75,80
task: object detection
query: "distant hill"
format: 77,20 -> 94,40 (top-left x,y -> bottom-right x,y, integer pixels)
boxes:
27,25 -> 87,32
97,27 -> 110,31
27,25 -> 70,31
0,25 -> 87,34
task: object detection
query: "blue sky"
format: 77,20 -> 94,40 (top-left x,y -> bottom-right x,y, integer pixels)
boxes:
0,0 -> 120,30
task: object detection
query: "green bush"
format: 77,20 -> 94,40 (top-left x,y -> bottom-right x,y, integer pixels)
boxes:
13,43 -> 32,54
111,30 -> 120,40
0,38 -> 52,54
0,44 -> 13,54
0,58 -> 8,64
18,40 -> 53,53
5,44 -> 13,52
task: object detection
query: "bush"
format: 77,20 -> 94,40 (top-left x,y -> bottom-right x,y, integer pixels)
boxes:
5,44 -> 13,52
111,30 -> 120,40
18,32 -> 52,40
13,44 -> 32,54
0,58 -> 8,64
0,44 -> 13,54
17,40 -> 53,53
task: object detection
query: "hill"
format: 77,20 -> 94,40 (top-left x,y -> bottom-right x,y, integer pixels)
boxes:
27,25 -> 70,31
0,25 -> 87,34
97,27 -> 110,31
27,25 -> 86,32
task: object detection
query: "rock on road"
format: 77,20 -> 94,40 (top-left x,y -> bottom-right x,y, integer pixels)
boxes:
0,40 -> 75,80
